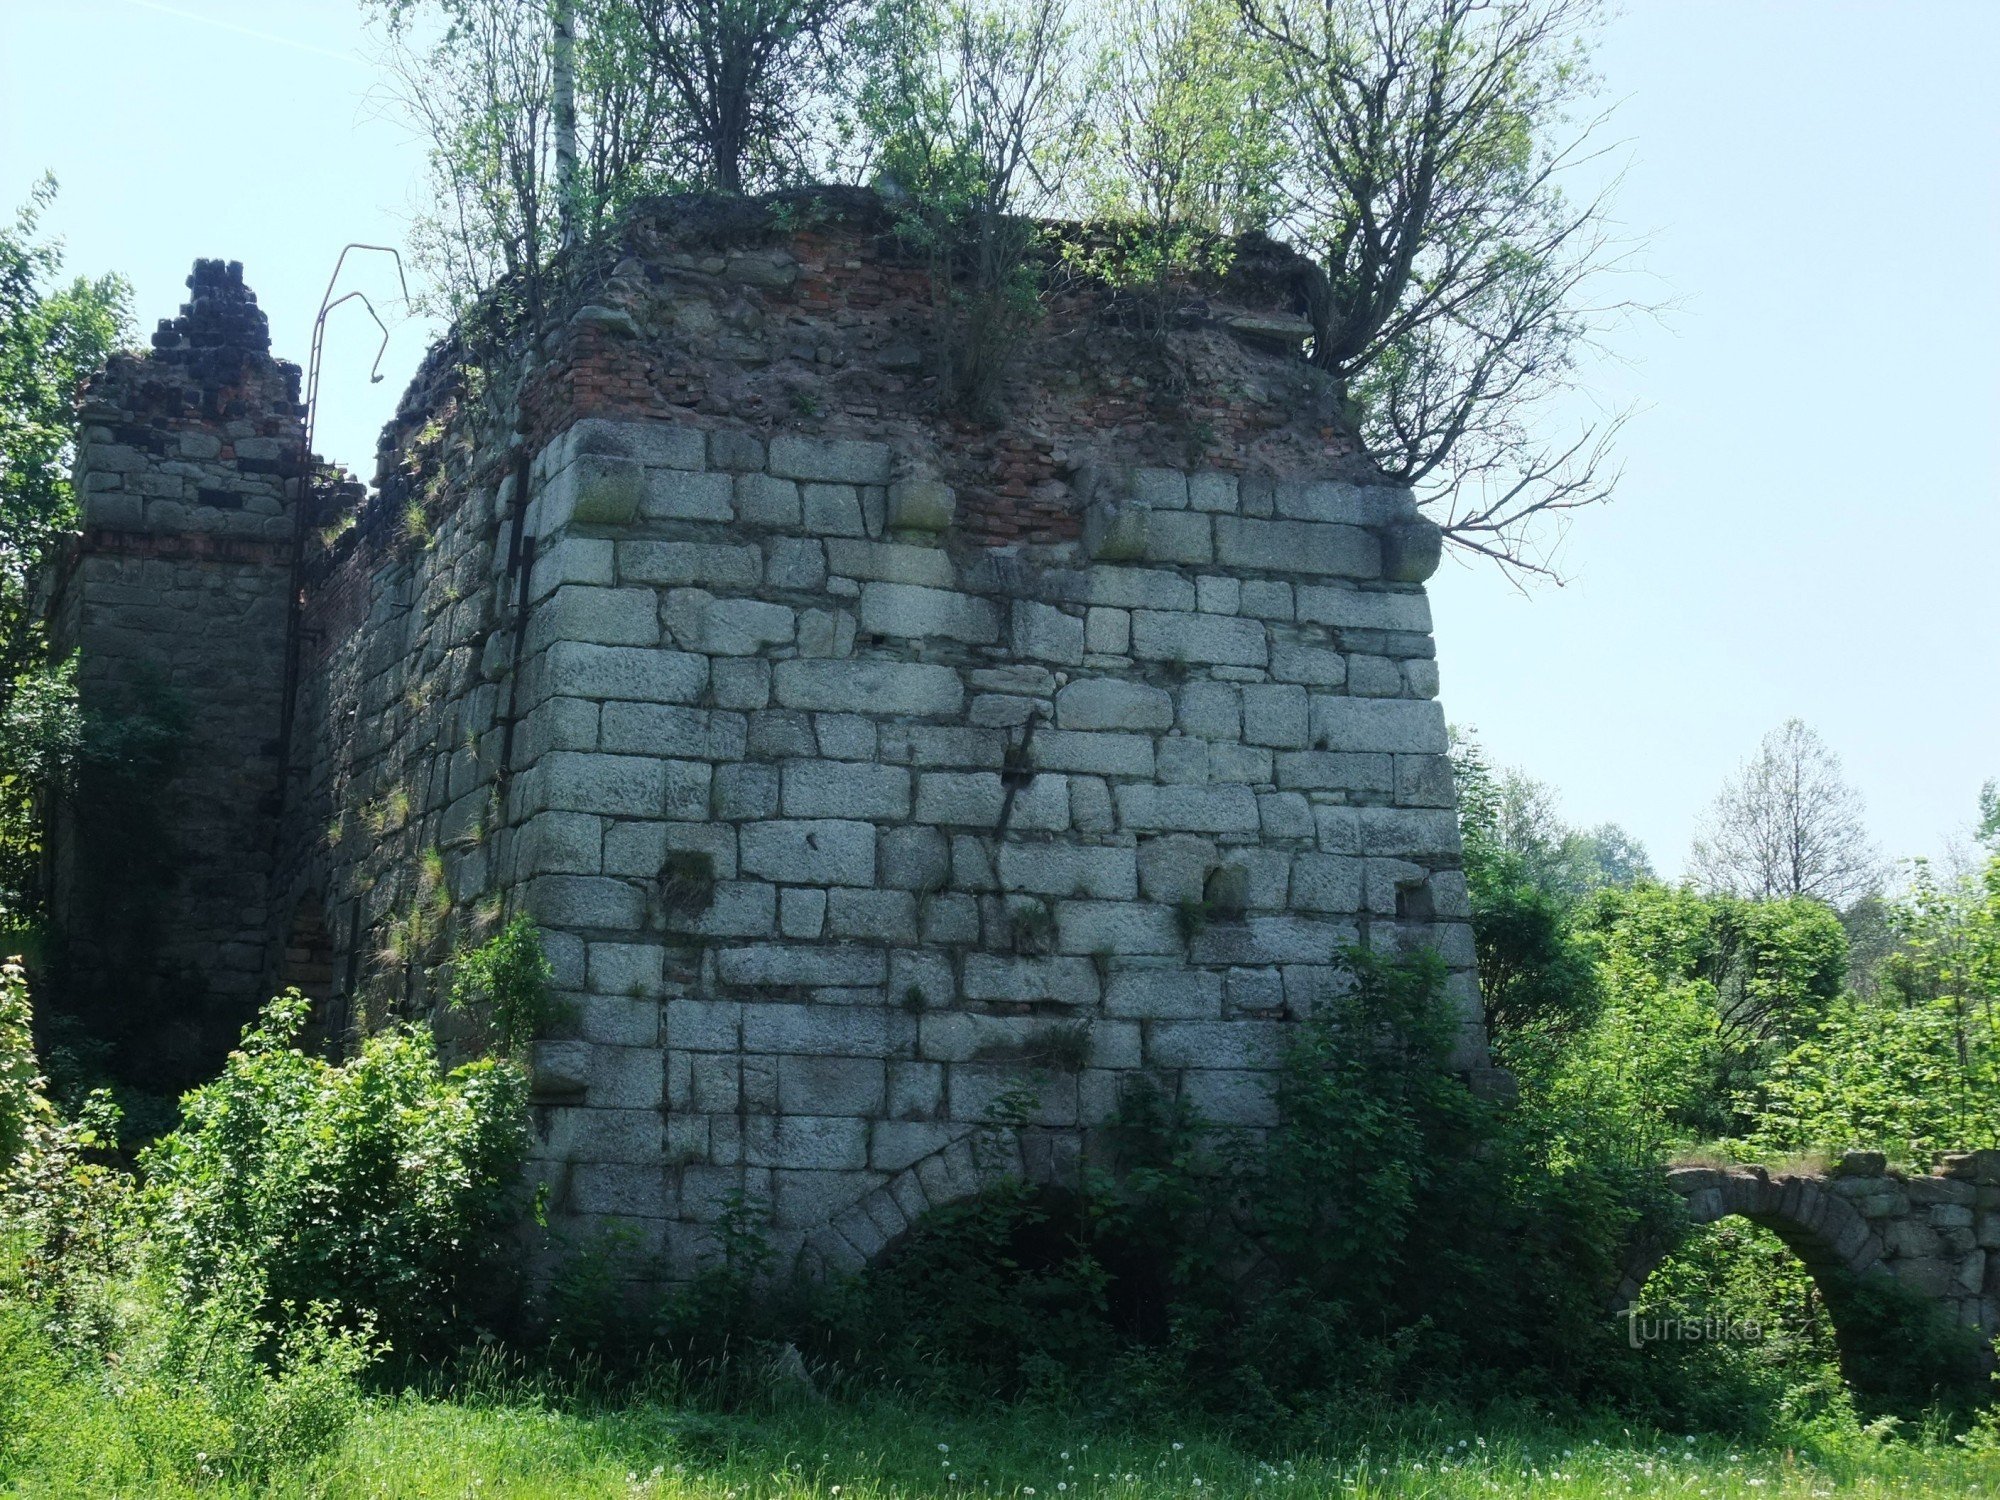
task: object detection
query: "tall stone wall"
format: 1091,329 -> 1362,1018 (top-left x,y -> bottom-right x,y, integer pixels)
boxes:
46,261 -> 307,1085
487,415 -> 1480,1278
55,202 -> 1491,1280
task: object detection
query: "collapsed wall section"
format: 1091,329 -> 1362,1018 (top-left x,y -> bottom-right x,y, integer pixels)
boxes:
498,416 -> 1480,1278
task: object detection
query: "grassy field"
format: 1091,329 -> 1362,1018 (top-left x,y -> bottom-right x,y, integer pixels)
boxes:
15,1382 -> 2000,1499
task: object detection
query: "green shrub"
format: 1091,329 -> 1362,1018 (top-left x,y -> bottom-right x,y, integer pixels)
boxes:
142,991 -> 529,1360
0,958 -> 42,1171
815,947 -> 1663,1417
448,913 -> 556,1054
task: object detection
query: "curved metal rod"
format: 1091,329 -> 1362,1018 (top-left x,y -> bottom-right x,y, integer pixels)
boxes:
278,243 -> 416,825
317,290 -> 394,384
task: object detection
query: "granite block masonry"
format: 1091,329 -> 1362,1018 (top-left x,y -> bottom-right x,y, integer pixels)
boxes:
48,203 -> 1494,1283
45,260 -> 317,1088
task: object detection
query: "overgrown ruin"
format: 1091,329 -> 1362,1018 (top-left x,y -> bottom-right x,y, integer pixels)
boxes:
54,192 -> 1504,1276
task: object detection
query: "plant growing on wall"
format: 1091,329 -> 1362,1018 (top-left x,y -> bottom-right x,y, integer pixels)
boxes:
446,913 -> 556,1054
848,0 -> 1088,418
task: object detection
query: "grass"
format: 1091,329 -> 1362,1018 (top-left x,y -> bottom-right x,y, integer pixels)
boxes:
12,1375 -> 2000,1499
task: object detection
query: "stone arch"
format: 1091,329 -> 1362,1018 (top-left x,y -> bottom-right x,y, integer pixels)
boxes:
798,1128 -> 1033,1280
1611,1166 -> 1886,1315
1614,1163 -> 1997,1397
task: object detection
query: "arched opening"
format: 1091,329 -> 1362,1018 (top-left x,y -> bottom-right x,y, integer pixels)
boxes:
1624,1218 -> 1848,1424
1617,1185 -> 1991,1418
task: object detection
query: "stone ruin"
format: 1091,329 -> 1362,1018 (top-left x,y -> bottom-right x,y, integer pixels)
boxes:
48,193 -> 1491,1280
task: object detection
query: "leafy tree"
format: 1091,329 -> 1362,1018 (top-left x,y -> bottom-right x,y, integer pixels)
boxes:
1238,0 -> 1635,575
1083,0 -> 1279,237
369,0 -> 689,322
1747,857 -> 1999,1166
0,178 -> 129,920
1567,883 -> 1846,1142
630,0 -> 863,193
1069,0 -> 1283,331
1450,729 -> 1647,1039
1689,718 -> 1880,908
854,0 -> 1088,415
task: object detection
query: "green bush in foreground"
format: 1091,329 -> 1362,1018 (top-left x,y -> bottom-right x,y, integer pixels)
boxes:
142,991 -> 530,1362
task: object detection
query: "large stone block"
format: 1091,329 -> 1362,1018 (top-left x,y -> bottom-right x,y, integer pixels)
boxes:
1145,1020 -> 1286,1070
600,703 -> 741,760
619,540 -> 763,590
886,479 -> 957,532
1055,900 -> 1182,955
542,453 -> 645,527
827,887 -> 920,943
736,473 -> 801,527
527,874 -> 646,930
1242,683 -> 1309,748
774,659 -> 964,716
860,581 -> 1001,643
1179,1069 -> 1279,1127
915,772 -> 1006,827
825,539 -> 957,588
996,843 -> 1138,901
1115,784 -> 1261,835
782,760 -> 911,820
663,590 -> 796,655
1105,968 -> 1223,1019
540,585 -> 661,647
1085,566 -> 1197,612
1012,600 -> 1085,664
538,638 -> 708,704
1290,854 -> 1364,913
742,1003 -> 913,1057
769,434 -> 893,485
1130,610 -> 1267,668
1032,729 -> 1155,778
1308,695 -> 1449,754
1294,585 -> 1432,633
747,1115 -> 871,1172
641,468 -> 735,523
717,943 -> 889,988
1056,677 -> 1174,731
539,750 -> 667,817
559,415 -> 706,471
738,819 -> 877,885
1213,517 -> 1381,578
961,953 -> 1100,1006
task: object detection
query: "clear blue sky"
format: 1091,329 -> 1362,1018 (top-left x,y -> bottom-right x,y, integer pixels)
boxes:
5,0 -> 1996,879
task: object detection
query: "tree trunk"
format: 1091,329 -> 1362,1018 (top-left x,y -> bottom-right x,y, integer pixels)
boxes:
552,0 -> 579,248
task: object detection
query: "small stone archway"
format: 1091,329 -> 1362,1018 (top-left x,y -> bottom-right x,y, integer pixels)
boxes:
797,1127 -> 1032,1280
1613,1153 -> 2000,1391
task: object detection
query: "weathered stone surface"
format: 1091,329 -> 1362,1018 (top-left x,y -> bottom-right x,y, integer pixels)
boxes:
1115,784 -> 1261,835
774,659 -> 964,715
860,582 -> 1001,643
1214,517 -> 1380,578
1056,678 -> 1173,731
738,820 -> 877,885
1309,696 -> 1449,754
769,435 -> 893,484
